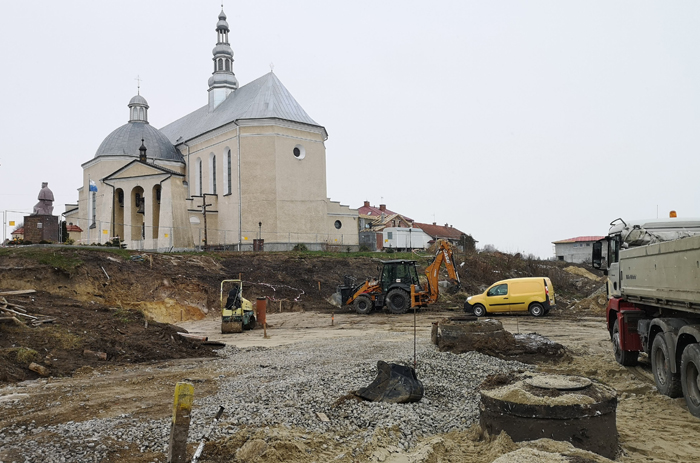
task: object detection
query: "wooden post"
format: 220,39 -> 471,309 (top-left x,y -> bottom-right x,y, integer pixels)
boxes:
168,382 -> 194,463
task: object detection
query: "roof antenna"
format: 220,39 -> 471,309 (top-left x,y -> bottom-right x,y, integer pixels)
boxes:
135,75 -> 142,95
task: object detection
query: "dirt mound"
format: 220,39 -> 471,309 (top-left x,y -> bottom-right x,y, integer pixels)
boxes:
204,425 -> 613,463
564,266 -> 601,281
0,290 -> 217,383
432,318 -> 568,363
560,286 -> 608,318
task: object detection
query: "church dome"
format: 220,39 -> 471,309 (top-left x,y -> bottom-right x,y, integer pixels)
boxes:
94,122 -> 183,162
129,94 -> 149,106
217,10 -> 228,26
208,72 -> 239,88
212,44 -> 233,57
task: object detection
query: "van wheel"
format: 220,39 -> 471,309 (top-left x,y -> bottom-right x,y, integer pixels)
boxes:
473,304 -> 486,317
529,302 -> 545,317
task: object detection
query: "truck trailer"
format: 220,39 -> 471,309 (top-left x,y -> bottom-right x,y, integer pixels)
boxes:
593,216 -> 700,417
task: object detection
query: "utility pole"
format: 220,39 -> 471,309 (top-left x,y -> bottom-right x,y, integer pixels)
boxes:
198,195 -> 213,250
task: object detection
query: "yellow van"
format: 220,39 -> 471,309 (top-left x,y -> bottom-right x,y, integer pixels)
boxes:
464,277 -> 555,317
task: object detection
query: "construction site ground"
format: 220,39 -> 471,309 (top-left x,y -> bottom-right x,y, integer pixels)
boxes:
1,247 -> 699,462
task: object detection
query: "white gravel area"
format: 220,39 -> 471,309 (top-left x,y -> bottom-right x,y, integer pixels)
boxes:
0,333 -> 531,463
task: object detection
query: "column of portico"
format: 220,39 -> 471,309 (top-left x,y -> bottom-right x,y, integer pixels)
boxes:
123,187 -> 133,245
144,182 -> 156,249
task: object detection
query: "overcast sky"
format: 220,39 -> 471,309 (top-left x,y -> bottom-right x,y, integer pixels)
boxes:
2,1 -> 699,257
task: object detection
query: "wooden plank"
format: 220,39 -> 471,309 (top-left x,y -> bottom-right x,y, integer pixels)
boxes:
177,333 -> 208,342
4,302 -> 27,313
0,290 -> 36,296
0,307 -> 38,319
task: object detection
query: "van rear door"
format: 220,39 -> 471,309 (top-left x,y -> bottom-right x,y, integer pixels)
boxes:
508,279 -> 542,313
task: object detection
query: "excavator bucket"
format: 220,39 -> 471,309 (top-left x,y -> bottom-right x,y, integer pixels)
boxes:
356,361 -> 424,403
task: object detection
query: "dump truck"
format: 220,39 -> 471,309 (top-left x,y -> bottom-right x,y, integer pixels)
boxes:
592,215 -> 700,416
336,239 -> 460,314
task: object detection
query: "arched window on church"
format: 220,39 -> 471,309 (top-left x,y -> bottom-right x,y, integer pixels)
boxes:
209,153 -> 217,194
226,149 -> 232,195
91,191 -> 96,227
217,58 -> 223,71
196,158 -> 202,196
225,59 -> 230,71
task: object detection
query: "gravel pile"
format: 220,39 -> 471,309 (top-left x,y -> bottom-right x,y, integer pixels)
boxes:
1,333 -> 531,462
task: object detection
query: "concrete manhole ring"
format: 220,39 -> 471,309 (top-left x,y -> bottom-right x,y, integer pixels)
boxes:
524,374 -> 592,391
479,373 -> 618,459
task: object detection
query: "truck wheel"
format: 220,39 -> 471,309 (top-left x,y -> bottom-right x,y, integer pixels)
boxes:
354,295 -> 373,315
386,289 -> 410,314
472,304 -> 486,317
612,320 -> 638,366
652,335 -> 682,398
529,302 -> 545,317
681,344 -> 700,418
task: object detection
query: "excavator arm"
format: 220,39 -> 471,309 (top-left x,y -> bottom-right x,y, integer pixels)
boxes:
411,240 -> 461,306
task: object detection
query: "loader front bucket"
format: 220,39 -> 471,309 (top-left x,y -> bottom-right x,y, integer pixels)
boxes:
356,361 -> 424,403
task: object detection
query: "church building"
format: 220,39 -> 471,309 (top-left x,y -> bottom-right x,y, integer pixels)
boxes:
65,8 -> 358,251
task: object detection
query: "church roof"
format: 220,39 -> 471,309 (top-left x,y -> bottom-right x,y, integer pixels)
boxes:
95,122 -> 183,162
160,72 -> 325,143
103,159 -> 185,180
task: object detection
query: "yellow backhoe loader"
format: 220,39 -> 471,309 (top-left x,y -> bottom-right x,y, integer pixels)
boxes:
336,240 -> 461,314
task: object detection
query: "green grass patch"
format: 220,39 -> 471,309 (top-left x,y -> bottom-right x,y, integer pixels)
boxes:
44,329 -> 82,349
0,248 -> 84,274
11,347 -> 40,364
290,250 -> 420,260
111,306 -> 138,324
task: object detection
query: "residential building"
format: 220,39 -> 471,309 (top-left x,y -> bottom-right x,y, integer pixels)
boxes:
552,236 -> 606,263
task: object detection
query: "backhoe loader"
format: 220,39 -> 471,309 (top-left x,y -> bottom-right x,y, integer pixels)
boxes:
337,240 -> 461,314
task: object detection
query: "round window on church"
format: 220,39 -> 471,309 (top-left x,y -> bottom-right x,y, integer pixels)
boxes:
334,220 -> 342,229
293,144 -> 306,160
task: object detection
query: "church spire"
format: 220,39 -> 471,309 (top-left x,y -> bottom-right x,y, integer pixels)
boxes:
208,7 -> 239,111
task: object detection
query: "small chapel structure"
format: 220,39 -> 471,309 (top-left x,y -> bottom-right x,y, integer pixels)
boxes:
65,8 -> 358,251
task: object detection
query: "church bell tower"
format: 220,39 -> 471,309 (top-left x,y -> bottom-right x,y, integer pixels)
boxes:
207,8 -> 239,111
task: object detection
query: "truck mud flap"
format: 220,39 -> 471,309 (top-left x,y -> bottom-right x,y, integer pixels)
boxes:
356,361 -> 424,403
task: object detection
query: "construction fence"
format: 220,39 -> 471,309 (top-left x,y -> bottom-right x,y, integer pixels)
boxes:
71,221 -> 360,252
